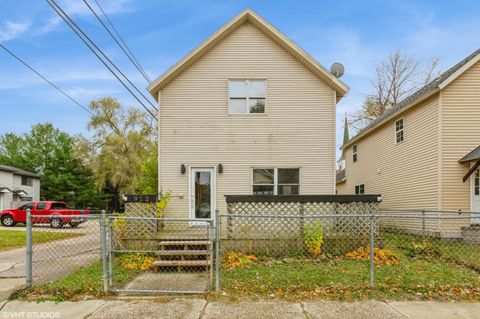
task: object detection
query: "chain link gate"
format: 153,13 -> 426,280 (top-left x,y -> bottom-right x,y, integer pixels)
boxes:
107,215 -> 215,294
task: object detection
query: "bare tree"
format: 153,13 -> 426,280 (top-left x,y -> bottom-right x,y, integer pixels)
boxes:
350,51 -> 440,130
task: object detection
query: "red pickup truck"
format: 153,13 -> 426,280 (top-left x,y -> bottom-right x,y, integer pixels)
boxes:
0,201 -> 89,228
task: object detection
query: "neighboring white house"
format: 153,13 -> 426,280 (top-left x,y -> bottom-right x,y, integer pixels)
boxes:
0,165 -> 41,210
147,9 -> 349,221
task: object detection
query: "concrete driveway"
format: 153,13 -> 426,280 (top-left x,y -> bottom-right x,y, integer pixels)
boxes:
0,220 -> 101,300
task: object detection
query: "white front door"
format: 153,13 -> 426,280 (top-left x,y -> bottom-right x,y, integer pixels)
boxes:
471,167 -> 480,224
189,167 -> 215,225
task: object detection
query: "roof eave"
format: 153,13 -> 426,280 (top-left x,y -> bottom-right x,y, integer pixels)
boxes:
147,8 -> 349,98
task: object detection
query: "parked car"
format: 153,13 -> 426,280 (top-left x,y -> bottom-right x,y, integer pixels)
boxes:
0,201 -> 90,228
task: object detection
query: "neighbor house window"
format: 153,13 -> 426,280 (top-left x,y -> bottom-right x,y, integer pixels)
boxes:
228,80 -> 266,114
352,145 -> 358,162
475,170 -> 479,196
355,184 -> 365,195
395,118 -> 404,144
21,176 -> 33,186
252,168 -> 299,195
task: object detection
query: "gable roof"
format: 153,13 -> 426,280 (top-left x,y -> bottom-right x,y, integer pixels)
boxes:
0,165 -> 41,179
343,48 -> 480,149
459,145 -> 480,163
147,8 -> 349,98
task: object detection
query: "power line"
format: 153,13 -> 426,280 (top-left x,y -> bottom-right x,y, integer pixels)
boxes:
0,43 -> 94,116
84,0 -> 151,84
48,0 -> 157,112
46,0 -> 158,120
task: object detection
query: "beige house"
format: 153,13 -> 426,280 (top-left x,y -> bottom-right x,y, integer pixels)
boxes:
337,49 -> 480,233
147,9 -> 349,221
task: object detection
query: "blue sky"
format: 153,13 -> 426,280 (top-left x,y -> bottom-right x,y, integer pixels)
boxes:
1,0 -> 480,157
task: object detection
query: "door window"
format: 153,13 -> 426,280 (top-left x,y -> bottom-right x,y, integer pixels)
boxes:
194,171 -> 212,219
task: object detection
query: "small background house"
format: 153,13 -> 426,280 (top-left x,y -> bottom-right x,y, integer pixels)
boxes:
0,165 -> 41,210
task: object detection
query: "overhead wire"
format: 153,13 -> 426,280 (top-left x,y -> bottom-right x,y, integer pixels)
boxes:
0,43 -> 94,116
46,0 -> 158,120
84,0 -> 152,84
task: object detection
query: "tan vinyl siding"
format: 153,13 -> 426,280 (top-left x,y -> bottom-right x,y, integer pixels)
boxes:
159,22 -> 336,217
339,96 -> 440,233
440,60 -> 480,232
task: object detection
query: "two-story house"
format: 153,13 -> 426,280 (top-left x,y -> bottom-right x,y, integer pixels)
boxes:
147,9 -> 349,221
0,165 -> 41,210
337,49 -> 480,234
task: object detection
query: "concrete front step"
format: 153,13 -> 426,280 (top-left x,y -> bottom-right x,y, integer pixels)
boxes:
156,250 -> 210,256
157,240 -> 210,246
152,260 -> 210,267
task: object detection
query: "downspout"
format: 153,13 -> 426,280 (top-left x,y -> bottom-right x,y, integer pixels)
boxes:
157,90 -> 162,197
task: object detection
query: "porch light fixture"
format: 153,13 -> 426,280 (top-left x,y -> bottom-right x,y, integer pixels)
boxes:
181,164 -> 186,174
218,164 -> 223,174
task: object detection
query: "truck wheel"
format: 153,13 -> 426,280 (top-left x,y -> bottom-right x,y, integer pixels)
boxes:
1,215 -> 16,227
50,218 -> 63,229
69,222 -> 80,228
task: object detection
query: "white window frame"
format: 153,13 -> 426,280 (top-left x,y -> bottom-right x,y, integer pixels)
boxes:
395,117 -> 404,144
21,176 -> 33,186
228,79 -> 267,115
352,145 -> 358,162
355,184 -> 365,195
188,166 -> 216,226
251,167 -> 300,195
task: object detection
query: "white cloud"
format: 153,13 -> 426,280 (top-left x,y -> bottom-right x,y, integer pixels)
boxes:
0,20 -> 31,41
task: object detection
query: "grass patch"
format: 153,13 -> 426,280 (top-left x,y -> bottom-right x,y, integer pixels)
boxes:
221,232 -> 480,301
221,258 -> 480,301
0,229 -> 81,251
12,261 -> 141,301
382,232 -> 480,269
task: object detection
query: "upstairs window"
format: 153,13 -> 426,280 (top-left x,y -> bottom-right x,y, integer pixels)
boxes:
395,118 -> 404,144
229,80 -> 266,114
355,184 -> 365,195
21,176 -> 33,186
252,168 -> 299,195
352,145 -> 358,162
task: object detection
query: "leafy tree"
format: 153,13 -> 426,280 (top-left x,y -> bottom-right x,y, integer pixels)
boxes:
76,97 -> 156,210
350,51 -> 440,130
0,123 -> 105,208
135,149 -> 158,194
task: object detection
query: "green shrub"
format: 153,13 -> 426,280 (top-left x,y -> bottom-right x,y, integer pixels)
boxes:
303,221 -> 324,258
404,241 -> 441,258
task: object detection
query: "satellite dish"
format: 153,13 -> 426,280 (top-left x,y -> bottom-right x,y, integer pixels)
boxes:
330,62 -> 345,78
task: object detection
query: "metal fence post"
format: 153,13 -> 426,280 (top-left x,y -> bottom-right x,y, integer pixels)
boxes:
215,209 -> 220,291
100,209 -> 108,293
108,217 -> 114,289
25,208 -> 32,288
369,215 -> 375,288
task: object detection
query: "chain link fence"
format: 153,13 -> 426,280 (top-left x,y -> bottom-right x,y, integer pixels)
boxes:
108,215 -> 214,294
19,199 -> 480,299
218,210 -> 480,295
25,212 -> 102,288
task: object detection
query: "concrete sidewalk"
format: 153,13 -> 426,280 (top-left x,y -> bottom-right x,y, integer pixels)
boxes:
1,298 -> 479,319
